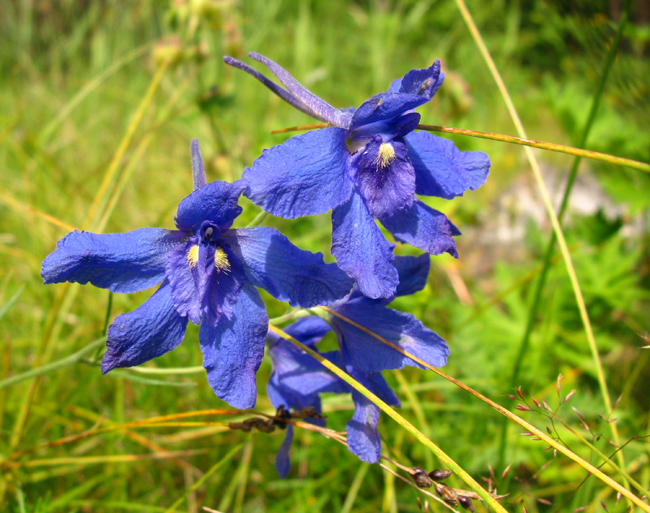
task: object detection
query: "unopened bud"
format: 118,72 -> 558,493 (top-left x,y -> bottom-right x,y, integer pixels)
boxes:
428,469 -> 453,481
408,467 -> 433,488
437,485 -> 459,506
459,496 -> 476,512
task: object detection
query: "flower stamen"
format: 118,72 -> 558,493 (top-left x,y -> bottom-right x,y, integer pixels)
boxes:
187,245 -> 200,268
374,143 -> 396,170
214,247 -> 231,273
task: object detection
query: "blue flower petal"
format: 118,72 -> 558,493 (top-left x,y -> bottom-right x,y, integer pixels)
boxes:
398,60 -> 443,101
352,137 -> 416,219
330,298 -> 449,373
270,345 -> 349,399
380,200 -> 459,257
350,92 -> 428,131
347,390 -> 381,463
243,128 -> 354,219
275,425 -> 294,478
331,192 -> 398,299
175,180 -> 246,233
202,243 -> 247,326
165,237 -> 206,325
42,228 -> 185,294
248,52 -> 352,128
267,316 -> 331,348
345,370 -> 399,464
406,131 -> 490,199
393,254 -> 430,298
102,280 -> 188,373
222,227 -> 353,307
199,283 -> 268,409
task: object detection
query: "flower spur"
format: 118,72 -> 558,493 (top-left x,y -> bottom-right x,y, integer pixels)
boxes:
224,52 -> 490,299
41,140 -> 353,409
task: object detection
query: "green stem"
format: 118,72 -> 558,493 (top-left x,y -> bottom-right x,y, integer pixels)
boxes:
0,338 -> 105,390
453,0 -> 626,488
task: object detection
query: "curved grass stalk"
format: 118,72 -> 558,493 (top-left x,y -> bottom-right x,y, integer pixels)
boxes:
269,124 -> 650,173
416,125 -> 650,173
318,306 -> 650,512
267,324 -> 509,513
0,337 -> 106,391
452,0 -> 625,490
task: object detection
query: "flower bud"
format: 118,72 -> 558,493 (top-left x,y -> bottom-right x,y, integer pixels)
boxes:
408,467 -> 433,488
428,469 -> 453,481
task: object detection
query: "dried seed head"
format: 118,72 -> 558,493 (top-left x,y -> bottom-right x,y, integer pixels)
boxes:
428,469 -> 453,481
437,485 -> 459,506
408,467 -> 434,488
459,496 -> 476,512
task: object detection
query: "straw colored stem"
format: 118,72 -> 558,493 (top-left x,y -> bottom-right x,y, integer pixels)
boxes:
267,324 -> 508,513
318,306 -> 650,512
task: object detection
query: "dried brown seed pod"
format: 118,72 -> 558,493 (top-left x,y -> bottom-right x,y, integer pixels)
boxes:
429,469 -> 453,481
408,467 -> 434,488
459,496 -> 476,512
437,485 -> 459,507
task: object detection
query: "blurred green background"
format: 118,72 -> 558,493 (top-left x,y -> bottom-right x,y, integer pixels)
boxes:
1,0 -> 649,511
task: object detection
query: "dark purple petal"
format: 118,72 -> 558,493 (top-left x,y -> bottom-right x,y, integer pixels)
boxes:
223,56 -> 321,120
202,243 -> 247,326
222,227 -> 353,307
248,52 -> 352,128
406,131 -> 490,199
398,60 -> 443,100
42,228 -> 185,294
199,283 -> 268,409
243,128 -> 354,219
380,200 -> 459,257
351,137 -> 416,219
346,112 -> 420,151
393,254 -> 430,298
331,192 -> 398,299
275,425 -> 294,478
350,92 -> 428,131
165,237 -> 207,325
175,180 -> 246,233
330,300 -> 449,373
102,280 -> 188,373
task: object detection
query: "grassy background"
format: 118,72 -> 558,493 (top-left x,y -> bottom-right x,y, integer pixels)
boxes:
1,0 -> 649,511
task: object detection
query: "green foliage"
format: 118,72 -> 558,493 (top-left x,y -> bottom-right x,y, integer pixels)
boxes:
1,0 -> 649,511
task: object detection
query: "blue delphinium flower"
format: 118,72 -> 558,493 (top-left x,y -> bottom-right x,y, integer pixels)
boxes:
326,252 -> 448,462
266,316 -> 349,477
224,52 -> 490,299
41,140 -> 354,409
269,253 -> 447,469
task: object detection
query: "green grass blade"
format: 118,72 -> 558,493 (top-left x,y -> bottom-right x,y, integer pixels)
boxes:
497,0 -> 633,468
453,0 -> 625,490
